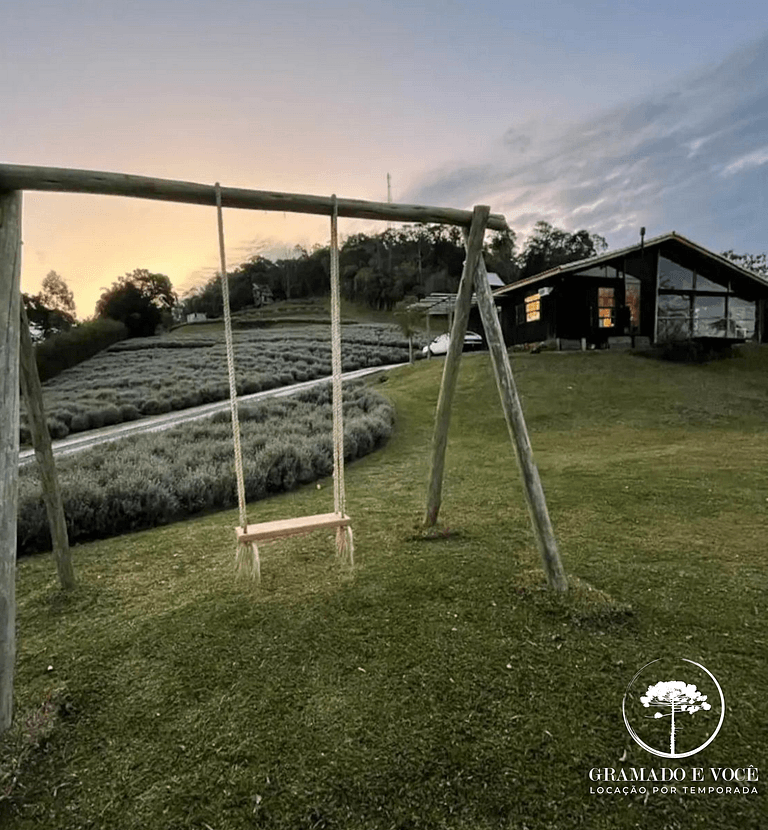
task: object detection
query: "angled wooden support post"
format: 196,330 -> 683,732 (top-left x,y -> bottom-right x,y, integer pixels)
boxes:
472,250 -> 568,592
424,205 -> 490,526
19,302 -> 75,590
0,190 -> 22,733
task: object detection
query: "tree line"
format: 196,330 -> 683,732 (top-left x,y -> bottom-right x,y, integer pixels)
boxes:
23,223 -> 768,347
183,221 -> 608,318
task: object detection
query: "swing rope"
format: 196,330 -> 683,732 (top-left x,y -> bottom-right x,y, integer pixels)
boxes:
217,186 -> 353,580
329,196 -> 354,561
216,184 -> 259,578
330,195 -> 345,517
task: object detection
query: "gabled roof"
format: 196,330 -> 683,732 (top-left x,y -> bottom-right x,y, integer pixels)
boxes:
493,231 -> 768,296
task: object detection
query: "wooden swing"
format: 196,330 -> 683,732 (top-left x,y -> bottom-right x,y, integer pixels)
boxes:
215,185 -> 353,581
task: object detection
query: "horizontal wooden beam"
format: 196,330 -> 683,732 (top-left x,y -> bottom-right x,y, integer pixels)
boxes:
0,163 -> 509,231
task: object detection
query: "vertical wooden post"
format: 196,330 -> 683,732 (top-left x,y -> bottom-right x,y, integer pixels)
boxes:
653,247 -> 660,344
424,205 -> 490,526
472,252 -> 568,591
0,190 -> 22,733
19,302 -> 75,590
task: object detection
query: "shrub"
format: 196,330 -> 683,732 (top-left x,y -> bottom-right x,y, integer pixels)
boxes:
17,384 -> 395,556
46,418 -> 70,440
70,413 -> 91,433
100,405 -> 121,426
241,379 -> 262,395
35,318 -> 128,382
56,410 -> 74,428
140,398 -> 170,416
119,404 -> 141,421
655,339 -> 734,364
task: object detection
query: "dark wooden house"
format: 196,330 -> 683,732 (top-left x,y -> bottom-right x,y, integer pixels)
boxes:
492,232 -> 768,350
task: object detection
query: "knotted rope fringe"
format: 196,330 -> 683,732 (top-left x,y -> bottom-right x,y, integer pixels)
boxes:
216,183 -> 259,580
330,196 -> 354,567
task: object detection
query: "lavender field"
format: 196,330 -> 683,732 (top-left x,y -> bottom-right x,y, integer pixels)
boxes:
20,323 -> 413,442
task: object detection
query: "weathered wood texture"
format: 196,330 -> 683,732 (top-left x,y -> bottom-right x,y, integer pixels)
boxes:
18,302 -> 75,590
424,205 -> 490,526
236,512 -> 350,544
472,252 -> 568,591
0,190 -> 21,733
0,164 -> 509,231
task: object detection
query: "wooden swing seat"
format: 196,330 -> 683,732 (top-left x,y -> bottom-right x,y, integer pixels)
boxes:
236,512 -> 351,544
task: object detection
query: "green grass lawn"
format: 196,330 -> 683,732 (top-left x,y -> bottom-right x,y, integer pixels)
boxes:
4,348 -> 767,829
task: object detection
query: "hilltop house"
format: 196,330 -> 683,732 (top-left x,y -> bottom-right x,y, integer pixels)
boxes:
491,232 -> 768,350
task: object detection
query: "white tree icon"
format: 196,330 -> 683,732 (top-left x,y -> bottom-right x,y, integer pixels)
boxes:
640,680 -> 711,754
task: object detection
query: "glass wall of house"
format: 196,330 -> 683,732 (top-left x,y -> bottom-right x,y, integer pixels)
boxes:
656,255 -> 756,341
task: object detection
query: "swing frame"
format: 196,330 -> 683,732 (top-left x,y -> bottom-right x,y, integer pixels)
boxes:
1,163 -> 570,732
0,162 -> 565,590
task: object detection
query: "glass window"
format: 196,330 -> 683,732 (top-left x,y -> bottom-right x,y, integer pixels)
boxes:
577,265 -> 620,279
625,276 -> 641,329
525,294 -> 540,322
694,272 -> 727,293
657,294 -> 691,341
659,256 -> 693,290
727,296 -> 756,338
692,296 -> 726,337
597,287 -> 615,328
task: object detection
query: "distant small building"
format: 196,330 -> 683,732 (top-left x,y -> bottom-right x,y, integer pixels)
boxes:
252,283 -> 274,307
485,272 -> 505,289
492,231 -> 768,350
186,312 -> 208,323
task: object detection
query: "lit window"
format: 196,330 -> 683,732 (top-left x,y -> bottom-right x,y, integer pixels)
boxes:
597,287 -> 615,328
525,294 -> 540,322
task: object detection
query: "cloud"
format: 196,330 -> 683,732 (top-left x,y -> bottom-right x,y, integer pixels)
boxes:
406,33 -> 768,254
721,145 -> 768,176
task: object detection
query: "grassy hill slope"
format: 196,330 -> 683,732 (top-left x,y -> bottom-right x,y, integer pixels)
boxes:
5,348 -> 767,829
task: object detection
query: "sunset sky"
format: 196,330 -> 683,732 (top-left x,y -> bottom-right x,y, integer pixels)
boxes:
4,0 -> 768,318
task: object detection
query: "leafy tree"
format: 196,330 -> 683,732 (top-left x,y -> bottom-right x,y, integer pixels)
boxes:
230,256 -> 277,308
39,270 -> 77,319
393,302 -> 422,364
518,221 -> 608,279
483,228 -> 519,283
640,680 -> 711,754
39,270 -> 76,317
721,249 -> 768,276
96,269 -> 176,337
125,268 -> 177,310
22,293 -> 68,342
22,293 -> 76,343
21,271 -> 77,341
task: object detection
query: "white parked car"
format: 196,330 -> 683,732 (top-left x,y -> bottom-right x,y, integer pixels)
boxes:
422,331 -> 484,356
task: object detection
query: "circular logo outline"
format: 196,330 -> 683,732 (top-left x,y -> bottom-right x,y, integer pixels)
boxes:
622,658 -> 726,759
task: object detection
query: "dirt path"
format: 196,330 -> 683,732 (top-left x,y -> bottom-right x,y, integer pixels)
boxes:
19,363 -> 405,466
